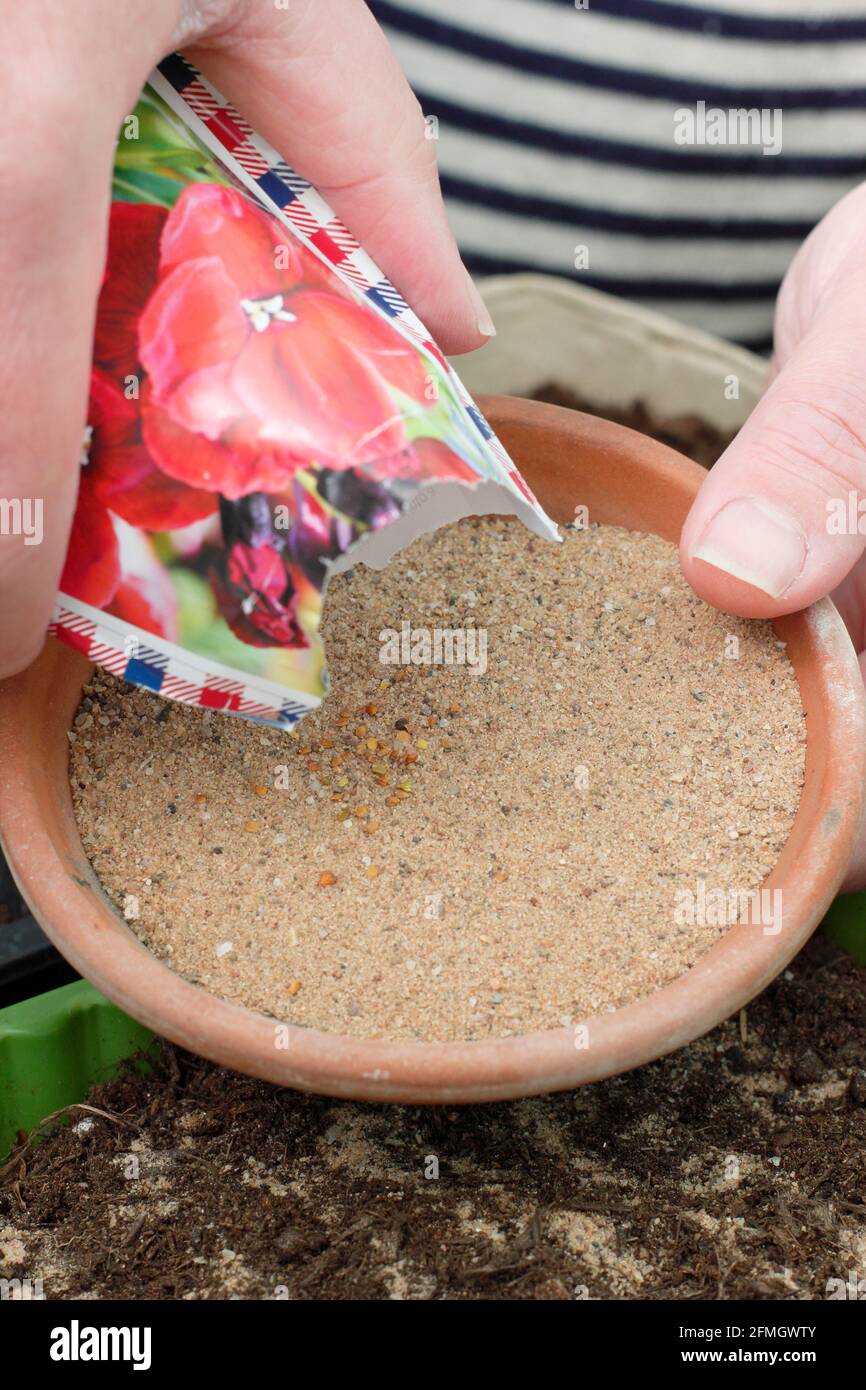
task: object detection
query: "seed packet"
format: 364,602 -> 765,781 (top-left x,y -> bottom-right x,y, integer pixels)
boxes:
51,56 -> 558,727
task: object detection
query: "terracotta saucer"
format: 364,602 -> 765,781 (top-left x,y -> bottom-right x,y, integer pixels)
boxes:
0,397 -> 862,1102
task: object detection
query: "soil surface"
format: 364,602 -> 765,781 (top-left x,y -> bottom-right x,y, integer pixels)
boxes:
70,523 -> 804,1041
1,935 -> 865,1300
532,382 -> 736,469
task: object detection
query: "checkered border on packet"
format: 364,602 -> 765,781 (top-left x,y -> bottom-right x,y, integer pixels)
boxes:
50,603 -> 318,728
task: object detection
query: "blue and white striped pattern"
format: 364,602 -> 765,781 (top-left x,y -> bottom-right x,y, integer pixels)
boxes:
369,0 -> 866,351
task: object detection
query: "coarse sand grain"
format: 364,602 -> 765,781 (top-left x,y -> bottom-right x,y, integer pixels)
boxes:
70,518 -> 805,1041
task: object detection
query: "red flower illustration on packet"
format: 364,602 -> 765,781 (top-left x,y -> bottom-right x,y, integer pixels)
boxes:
137,184 -> 432,498
62,180 -> 472,654
62,203 -> 215,626
210,542 -> 310,650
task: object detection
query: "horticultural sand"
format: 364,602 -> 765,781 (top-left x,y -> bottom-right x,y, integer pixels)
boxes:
70,518 -> 805,1042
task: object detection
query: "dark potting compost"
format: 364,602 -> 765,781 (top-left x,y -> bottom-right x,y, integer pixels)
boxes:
2,933 -> 865,1300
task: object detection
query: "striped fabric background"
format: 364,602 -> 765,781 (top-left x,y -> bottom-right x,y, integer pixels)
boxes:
368,0 -> 866,351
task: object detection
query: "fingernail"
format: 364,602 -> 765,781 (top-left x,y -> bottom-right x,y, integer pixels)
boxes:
463,267 -> 496,337
692,497 -> 807,598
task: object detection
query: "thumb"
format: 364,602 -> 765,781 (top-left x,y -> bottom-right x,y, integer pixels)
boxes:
680,276 -> 866,619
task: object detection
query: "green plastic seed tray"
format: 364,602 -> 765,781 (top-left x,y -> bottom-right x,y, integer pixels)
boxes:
0,980 -> 154,1160
822,891 -> 866,964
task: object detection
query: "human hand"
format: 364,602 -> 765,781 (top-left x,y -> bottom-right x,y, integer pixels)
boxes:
0,0 -> 489,677
680,181 -> 866,889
